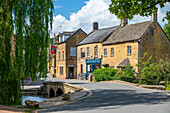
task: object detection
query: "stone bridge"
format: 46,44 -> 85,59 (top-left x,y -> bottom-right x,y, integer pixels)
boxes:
42,81 -> 83,98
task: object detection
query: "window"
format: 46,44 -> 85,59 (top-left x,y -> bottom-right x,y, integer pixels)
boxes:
63,51 -> 64,60
81,64 -> 83,73
111,48 -> 114,56
94,46 -> 98,58
70,47 -> 77,56
80,48 -> 83,53
58,51 -> 61,60
60,67 -> 63,75
87,47 -> 89,57
104,49 -> 107,56
150,28 -> 154,35
81,48 -> 85,58
127,46 -> 131,55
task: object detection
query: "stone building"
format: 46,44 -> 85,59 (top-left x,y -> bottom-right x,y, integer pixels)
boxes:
103,12 -> 170,72
77,22 -> 118,78
77,12 -> 170,79
55,29 -> 87,79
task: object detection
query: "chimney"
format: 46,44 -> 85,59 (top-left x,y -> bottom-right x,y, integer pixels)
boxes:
120,17 -> 128,27
151,11 -> 157,22
93,22 -> 98,31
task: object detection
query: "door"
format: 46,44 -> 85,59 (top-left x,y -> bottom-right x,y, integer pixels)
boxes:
69,67 -> 74,79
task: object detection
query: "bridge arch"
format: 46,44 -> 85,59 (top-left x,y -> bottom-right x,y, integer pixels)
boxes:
49,88 -> 55,98
56,88 -> 64,97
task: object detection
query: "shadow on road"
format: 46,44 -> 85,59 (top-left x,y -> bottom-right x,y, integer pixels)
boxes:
38,89 -> 170,112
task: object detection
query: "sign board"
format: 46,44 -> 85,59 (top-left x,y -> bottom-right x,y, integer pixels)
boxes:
86,59 -> 101,64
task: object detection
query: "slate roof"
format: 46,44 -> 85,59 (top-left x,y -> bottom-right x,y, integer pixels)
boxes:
77,26 -> 118,45
59,30 -> 77,37
117,58 -> 130,67
103,21 -> 152,45
58,29 -> 80,44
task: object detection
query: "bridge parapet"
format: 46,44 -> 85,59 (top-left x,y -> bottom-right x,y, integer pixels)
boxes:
41,81 -> 83,97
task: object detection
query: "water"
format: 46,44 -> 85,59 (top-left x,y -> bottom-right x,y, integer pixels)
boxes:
22,95 -> 47,105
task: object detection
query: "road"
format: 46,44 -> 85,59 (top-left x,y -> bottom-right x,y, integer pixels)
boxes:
27,79 -> 170,113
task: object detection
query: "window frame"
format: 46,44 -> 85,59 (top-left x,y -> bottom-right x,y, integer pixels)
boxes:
58,51 -> 61,60
63,51 -> 64,60
111,48 -> 114,56
60,66 -> 63,75
150,27 -> 154,36
104,49 -> 107,57
87,47 -> 89,58
127,46 -> 131,55
94,46 -> 98,58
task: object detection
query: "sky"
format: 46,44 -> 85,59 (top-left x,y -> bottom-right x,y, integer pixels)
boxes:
51,0 -> 170,37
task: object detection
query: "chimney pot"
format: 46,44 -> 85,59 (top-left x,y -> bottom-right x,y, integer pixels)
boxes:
93,22 -> 98,31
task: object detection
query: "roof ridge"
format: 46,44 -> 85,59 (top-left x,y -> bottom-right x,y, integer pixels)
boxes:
98,25 -> 119,31
128,20 -> 152,26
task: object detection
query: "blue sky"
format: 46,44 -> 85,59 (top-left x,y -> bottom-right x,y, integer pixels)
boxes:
51,0 -> 169,36
53,0 -> 88,20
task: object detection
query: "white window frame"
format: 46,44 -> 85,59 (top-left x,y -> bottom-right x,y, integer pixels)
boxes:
127,46 -> 131,55
94,46 -> 98,58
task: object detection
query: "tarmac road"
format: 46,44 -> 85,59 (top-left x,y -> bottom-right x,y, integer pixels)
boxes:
32,79 -> 170,113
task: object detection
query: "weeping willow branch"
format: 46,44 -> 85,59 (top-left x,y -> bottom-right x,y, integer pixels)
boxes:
0,0 -> 54,105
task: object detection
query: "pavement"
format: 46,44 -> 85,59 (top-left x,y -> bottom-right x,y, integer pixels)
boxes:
36,78 -> 170,113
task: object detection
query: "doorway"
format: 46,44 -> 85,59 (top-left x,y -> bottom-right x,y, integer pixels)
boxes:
69,67 -> 74,79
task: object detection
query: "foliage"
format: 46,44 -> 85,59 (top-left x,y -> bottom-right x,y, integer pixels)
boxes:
166,84 -> 170,91
124,64 -> 136,77
109,0 -> 169,21
136,53 -> 159,85
94,68 -> 118,82
0,0 -> 54,105
164,20 -> 170,39
156,59 -> 170,85
115,65 -> 136,83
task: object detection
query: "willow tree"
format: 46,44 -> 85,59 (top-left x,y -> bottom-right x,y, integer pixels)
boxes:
0,0 -> 54,105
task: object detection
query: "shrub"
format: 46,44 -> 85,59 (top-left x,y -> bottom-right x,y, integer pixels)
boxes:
136,53 -> 159,85
166,84 -> 170,91
156,59 -> 170,85
94,68 -> 118,82
124,64 -> 136,77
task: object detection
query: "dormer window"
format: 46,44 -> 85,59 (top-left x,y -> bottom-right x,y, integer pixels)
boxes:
150,28 -> 154,35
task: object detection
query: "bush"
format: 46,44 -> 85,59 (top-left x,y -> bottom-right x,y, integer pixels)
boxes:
166,84 -> 170,91
94,68 -> 118,82
115,65 -> 137,83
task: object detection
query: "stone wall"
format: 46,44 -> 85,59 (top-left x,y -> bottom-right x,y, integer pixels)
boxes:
102,41 -> 139,72
66,29 -> 87,79
139,22 -> 170,62
42,81 -> 83,97
56,43 -> 66,79
77,43 -> 103,75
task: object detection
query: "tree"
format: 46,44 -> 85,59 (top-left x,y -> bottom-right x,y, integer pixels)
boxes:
136,53 -> 159,85
164,20 -> 170,39
109,0 -> 169,21
0,0 -> 54,105
156,59 -> 170,85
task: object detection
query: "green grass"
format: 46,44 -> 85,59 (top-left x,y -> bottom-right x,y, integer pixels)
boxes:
166,84 -> 170,91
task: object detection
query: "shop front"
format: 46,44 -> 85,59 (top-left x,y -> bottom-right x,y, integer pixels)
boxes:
86,59 -> 101,77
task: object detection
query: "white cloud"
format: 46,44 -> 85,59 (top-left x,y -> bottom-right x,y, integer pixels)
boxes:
51,0 -> 170,37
